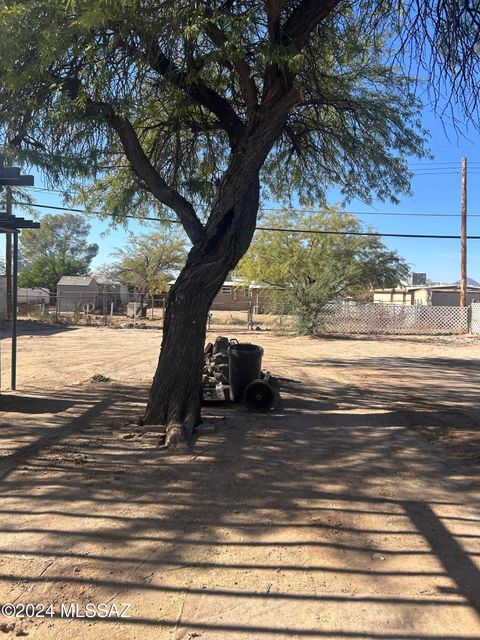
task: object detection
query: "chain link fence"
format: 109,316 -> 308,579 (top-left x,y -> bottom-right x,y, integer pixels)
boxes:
208,301 -> 255,330
319,302 -> 470,335
15,290 -> 260,329
16,289 -> 167,325
12,289 -> 480,335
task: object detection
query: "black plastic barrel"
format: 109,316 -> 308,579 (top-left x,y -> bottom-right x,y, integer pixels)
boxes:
228,343 -> 263,402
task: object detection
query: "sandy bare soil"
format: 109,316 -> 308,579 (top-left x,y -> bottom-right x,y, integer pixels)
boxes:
0,321 -> 479,639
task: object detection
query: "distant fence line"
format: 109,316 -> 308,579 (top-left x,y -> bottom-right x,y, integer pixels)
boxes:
319,302 -> 471,335
14,291 -> 480,335
17,292 -> 254,312
16,290 -> 258,328
17,291 -> 167,320
18,291 -> 165,305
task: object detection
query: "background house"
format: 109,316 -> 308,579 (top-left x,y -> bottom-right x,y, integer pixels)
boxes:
56,276 -> 99,312
211,275 -> 252,311
168,274 -> 271,312
373,284 -> 480,306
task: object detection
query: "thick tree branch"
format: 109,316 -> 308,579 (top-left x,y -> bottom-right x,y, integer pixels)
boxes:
204,20 -> 258,119
262,1 -> 340,111
282,0 -> 342,50
205,87 -> 302,240
140,116 -> 224,135
61,79 -> 204,244
266,0 -> 286,42
132,35 -> 245,146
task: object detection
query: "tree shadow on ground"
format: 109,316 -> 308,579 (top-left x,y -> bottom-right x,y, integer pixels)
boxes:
0,319 -> 79,337
0,369 -> 478,639
0,394 -> 74,414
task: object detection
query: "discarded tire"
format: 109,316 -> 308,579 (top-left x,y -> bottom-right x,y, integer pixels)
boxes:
243,379 -> 275,412
228,343 -> 263,402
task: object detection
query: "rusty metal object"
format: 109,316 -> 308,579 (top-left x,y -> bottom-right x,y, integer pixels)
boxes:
243,378 -> 276,412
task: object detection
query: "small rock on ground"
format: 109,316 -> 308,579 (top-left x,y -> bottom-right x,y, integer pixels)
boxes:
90,374 -> 111,383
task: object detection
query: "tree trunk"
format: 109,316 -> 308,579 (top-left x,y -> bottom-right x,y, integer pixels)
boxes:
142,94 -> 299,447
143,177 -> 260,447
138,292 -> 145,318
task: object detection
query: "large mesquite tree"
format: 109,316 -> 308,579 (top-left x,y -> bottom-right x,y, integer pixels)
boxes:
0,1 -> 478,445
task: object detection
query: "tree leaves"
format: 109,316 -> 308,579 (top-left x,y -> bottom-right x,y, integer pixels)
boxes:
0,0 -> 431,221
0,1 -> 477,232
237,207 -> 410,334
106,230 -> 186,295
18,213 -> 98,291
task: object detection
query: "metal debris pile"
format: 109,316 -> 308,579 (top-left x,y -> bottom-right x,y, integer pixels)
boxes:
90,373 -> 111,383
110,336 -> 278,448
202,335 -> 278,411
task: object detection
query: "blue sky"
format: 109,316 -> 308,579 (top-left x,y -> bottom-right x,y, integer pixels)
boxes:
3,102 -> 480,284
327,104 -> 480,284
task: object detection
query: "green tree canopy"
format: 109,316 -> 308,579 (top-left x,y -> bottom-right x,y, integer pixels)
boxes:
18,254 -> 93,292
238,209 -> 410,334
104,230 -> 186,298
18,213 -> 98,291
0,0 -> 437,222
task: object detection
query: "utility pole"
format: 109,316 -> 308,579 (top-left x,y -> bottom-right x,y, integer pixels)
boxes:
460,157 -> 467,308
11,230 -> 18,390
5,186 -> 12,319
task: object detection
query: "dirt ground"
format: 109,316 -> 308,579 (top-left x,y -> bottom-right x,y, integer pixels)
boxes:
0,321 -> 479,639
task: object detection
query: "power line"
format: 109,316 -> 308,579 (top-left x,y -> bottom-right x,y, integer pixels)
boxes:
25,200 -> 480,219
27,188 -> 480,219
411,171 -> 480,175
13,200 -> 480,240
256,227 -> 480,239
411,170 -> 461,174
409,161 -> 480,166
263,207 -> 477,218
13,201 -> 180,225
57,166 -> 480,176
31,187 -> 69,194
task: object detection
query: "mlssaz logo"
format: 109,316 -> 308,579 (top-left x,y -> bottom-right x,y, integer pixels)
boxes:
60,603 -> 131,618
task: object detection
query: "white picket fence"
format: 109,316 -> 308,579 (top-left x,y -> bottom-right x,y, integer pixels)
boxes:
319,303 -> 471,335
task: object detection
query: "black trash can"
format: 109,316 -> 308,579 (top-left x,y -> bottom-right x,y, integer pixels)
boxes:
228,343 -> 263,402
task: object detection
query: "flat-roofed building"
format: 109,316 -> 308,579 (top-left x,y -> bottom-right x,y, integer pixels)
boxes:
373,284 -> 480,306
56,276 -> 99,312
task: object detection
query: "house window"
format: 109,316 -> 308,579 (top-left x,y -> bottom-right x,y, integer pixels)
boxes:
221,286 -> 232,295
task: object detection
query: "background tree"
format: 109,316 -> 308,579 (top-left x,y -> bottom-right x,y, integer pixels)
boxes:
0,1 -> 478,445
18,213 -> 98,292
238,209 -> 409,334
104,230 -> 186,310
